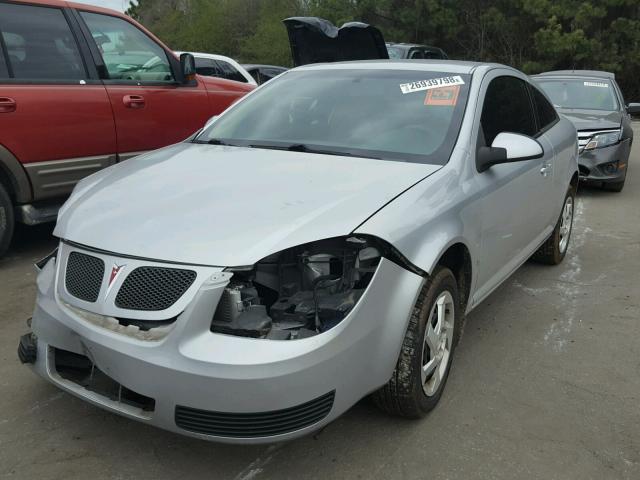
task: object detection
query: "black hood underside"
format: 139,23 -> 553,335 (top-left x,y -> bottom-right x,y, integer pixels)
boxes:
283,17 -> 389,67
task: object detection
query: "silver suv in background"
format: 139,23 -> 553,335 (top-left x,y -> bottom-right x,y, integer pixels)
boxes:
534,70 -> 640,192
386,42 -> 448,60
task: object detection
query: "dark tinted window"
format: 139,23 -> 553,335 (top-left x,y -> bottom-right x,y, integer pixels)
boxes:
216,60 -> 247,83
410,49 -> 424,59
481,76 -> 536,145
0,48 -> 8,78
0,3 -> 85,80
531,85 -> 558,132
195,57 -> 222,77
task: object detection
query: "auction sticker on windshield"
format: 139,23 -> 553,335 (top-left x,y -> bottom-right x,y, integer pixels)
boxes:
584,81 -> 608,88
400,76 -> 465,94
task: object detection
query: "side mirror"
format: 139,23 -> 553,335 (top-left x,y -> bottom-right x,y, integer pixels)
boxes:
477,132 -> 543,173
180,53 -> 196,84
626,103 -> 640,115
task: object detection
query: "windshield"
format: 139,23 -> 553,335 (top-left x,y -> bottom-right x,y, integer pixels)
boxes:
195,69 -> 470,165
387,46 -> 404,59
536,78 -> 618,111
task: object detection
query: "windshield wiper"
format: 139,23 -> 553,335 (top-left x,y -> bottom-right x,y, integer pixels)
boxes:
192,138 -> 239,147
248,142 -> 379,159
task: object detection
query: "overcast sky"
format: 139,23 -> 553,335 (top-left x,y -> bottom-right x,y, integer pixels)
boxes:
73,0 -> 132,13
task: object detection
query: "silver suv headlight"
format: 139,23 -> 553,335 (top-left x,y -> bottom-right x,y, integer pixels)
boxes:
584,129 -> 622,150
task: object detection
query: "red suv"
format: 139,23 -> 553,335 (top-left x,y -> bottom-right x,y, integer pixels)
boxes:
0,0 -> 253,256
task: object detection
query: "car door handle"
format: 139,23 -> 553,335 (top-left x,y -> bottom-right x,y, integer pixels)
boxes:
123,95 -> 145,109
0,97 -> 17,113
540,166 -> 551,177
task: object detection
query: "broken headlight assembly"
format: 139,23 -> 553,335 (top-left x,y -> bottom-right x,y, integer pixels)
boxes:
211,236 -> 383,340
35,247 -> 58,271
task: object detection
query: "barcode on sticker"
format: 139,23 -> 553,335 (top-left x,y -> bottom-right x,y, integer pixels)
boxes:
400,76 -> 464,94
584,81 -> 608,88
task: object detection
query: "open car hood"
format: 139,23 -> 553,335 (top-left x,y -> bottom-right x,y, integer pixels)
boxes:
283,17 -> 389,67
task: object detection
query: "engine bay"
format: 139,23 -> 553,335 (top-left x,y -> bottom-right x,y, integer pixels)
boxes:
211,236 -> 381,340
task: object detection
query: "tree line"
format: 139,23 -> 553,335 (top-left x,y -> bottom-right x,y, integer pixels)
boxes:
127,0 -> 640,101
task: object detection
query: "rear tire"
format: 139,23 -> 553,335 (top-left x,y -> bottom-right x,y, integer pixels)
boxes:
532,186 -> 575,265
0,183 -> 14,257
373,267 -> 462,418
602,179 -> 625,192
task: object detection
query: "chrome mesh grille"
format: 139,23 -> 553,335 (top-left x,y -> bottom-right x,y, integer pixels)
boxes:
175,391 -> 335,438
115,267 -> 196,311
65,252 -> 105,303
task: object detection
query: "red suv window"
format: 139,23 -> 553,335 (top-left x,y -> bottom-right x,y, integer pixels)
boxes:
0,3 -> 86,80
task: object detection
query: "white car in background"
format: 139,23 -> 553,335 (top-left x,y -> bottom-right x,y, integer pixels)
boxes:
175,51 -> 257,86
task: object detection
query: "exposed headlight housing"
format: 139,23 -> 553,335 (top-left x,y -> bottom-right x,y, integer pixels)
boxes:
584,130 -> 622,150
34,247 -> 58,271
211,236 -> 383,340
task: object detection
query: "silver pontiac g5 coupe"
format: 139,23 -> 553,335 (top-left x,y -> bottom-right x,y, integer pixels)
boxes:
20,60 -> 578,443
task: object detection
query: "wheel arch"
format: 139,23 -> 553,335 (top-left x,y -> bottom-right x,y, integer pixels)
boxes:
0,145 -> 32,203
434,242 -> 473,312
570,170 -> 579,190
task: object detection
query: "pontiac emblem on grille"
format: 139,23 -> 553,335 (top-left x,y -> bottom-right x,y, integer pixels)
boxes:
106,263 -> 126,295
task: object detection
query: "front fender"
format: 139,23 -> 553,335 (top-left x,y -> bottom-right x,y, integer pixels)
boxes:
354,166 -> 481,293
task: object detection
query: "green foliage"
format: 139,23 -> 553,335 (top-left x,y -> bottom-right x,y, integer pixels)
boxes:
126,0 -> 640,100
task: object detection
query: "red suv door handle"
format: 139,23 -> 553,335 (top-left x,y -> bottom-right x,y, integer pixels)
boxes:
123,94 -> 145,109
0,97 -> 16,113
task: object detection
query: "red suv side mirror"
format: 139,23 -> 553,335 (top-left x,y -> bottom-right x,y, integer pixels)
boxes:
180,53 -> 196,84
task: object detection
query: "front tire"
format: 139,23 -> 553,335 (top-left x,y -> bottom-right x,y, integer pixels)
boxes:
0,183 -> 14,257
532,186 -> 575,265
373,267 -> 462,418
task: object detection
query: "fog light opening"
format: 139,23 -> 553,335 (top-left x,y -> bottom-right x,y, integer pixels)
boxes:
603,162 -> 618,175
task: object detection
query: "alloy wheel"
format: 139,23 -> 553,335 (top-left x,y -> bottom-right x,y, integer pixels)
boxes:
421,291 -> 455,396
559,196 -> 574,254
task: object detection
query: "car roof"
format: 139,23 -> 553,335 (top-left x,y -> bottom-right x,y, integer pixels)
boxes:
11,0 -> 127,16
242,64 -> 288,70
176,51 -> 237,63
295,59 -> 508,75
385,42 -> 442,51
534,70 -> 615,80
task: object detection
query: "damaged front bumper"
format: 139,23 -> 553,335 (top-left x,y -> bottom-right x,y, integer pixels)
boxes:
26,245 -> 423,444
578,138 -> 631,183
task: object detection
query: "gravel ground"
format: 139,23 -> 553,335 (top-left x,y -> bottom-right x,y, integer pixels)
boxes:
1,125 -> 638,480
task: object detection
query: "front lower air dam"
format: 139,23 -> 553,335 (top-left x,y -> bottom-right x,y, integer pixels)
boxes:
25,241 -> 425,443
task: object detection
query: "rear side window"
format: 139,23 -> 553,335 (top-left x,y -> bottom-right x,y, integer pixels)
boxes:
0,3 -> 85,81
195,57 -> 222,78
80,12 -> 174,83
481,76 -> 536,145
531,85 -> 559,133
0,46 -> 8,78
216,60 -> 247,83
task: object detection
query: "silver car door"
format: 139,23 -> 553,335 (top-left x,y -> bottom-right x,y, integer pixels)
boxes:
471,71 -> 555,305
